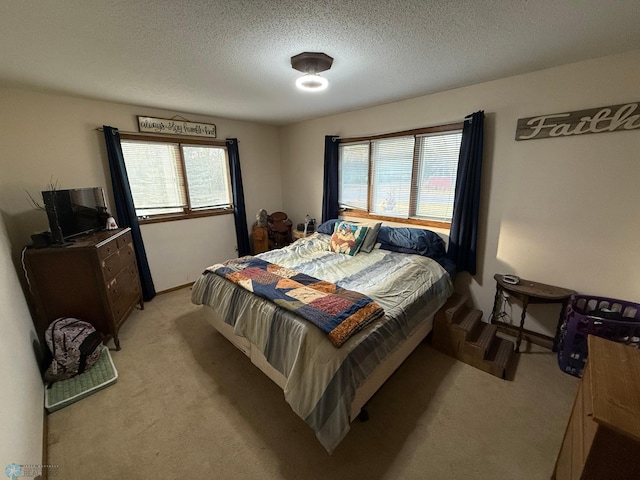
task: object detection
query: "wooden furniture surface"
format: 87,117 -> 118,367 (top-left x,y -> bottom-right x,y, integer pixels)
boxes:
552,335 -> 640,479
490,274 -> 575,352
24,228 -> 143,351
252,225 -> 269,254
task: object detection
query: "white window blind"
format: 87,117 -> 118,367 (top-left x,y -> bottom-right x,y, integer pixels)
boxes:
121,139 -> 231,219
121,141 -> 187,216
338,143 -> 369,210
337,124 -> 463,225
415,131 -> 462,222
182,145 -> 230,210
371,136 -> 414,217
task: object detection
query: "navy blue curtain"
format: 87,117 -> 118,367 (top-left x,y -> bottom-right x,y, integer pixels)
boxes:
446,111 -> 485,275
102,126 -> 156,301
321,135 -> 339,223
227,138 -> 251,257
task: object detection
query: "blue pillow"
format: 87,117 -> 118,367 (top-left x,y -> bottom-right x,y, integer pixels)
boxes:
317,219 -> 341,235
377,227 -> 446,258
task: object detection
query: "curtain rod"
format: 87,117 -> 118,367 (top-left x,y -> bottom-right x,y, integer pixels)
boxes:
339,120 -> 465,143
94,127 -> 231,143
95,127 -> 138,134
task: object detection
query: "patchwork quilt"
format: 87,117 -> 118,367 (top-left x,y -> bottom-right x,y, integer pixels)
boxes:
208,256 -> 384,347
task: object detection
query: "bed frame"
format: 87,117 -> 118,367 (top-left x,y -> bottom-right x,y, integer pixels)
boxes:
202,305 -> 435,421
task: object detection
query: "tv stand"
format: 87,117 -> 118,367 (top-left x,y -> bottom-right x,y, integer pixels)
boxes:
24,227 -> 143,352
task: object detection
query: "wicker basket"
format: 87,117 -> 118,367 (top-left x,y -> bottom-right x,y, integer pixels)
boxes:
557,294 -> 640,377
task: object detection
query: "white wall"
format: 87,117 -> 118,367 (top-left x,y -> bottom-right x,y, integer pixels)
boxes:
0,214 -> 43,468
280,50 -> 640,336
0,88 -> 283,292
140,216 -> 237,291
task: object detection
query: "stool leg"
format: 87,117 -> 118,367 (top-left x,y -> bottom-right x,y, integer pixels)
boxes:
490,284 -> 501,323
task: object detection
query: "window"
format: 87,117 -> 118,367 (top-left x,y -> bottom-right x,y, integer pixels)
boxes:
120,134 -> 232,222
338,123 -> 463,227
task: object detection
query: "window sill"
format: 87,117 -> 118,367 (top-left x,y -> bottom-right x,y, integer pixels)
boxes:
138,208 -> 234,225
339,209 -> 451,230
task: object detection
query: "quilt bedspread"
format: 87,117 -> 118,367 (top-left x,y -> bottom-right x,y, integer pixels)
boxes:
208,257 -> 385,347
191,233 -> 453,453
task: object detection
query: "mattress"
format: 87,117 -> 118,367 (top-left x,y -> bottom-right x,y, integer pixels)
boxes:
191,233 -> 453,452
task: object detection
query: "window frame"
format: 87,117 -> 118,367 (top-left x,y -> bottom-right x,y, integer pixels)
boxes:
338,122 -> 463,229
119,133 -> 233,225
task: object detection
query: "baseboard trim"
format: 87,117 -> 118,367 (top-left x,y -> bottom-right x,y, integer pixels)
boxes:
41,408 -> 48,480
156,282 -> 193,295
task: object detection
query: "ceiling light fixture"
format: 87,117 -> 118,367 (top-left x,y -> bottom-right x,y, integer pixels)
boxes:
291,52 -> 333,92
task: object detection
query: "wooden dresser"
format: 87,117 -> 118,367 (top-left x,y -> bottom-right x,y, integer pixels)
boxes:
552,335 -> 640,479
24,228 -> 143,351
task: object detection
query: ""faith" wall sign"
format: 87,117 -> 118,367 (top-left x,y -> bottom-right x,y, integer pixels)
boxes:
515,102 -> 640,141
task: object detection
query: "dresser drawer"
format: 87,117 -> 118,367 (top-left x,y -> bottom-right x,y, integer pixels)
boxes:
101,234 -> 136,277
572,380 -> 585,474
106,262 -> 137,303
112,280 -> 141,328
119,241 -> 136,267
581,363 -> 597,462
101,251 -> 122,280
117,230 -> 133,250
97,237 -> 118,260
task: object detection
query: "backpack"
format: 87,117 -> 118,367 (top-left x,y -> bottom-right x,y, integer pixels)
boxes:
44,317 -> 103,382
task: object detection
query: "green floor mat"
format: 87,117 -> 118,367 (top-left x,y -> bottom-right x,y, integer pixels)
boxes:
45,345 -> 118,412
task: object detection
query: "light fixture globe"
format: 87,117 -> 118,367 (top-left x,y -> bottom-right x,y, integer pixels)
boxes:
295,74 -> 328,91
291,52 -> 333,91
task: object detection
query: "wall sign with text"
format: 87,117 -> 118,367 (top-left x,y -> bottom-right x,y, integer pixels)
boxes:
515,102 -> 640,141
137,116 -> 216,138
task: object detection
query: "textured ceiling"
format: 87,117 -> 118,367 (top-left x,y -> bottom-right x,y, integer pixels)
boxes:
1,1 -> 639,126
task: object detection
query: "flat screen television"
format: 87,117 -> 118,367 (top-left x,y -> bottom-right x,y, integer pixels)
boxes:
42,187 -> 108,242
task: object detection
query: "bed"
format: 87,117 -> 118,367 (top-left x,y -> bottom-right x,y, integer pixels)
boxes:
191,221 -> 454,453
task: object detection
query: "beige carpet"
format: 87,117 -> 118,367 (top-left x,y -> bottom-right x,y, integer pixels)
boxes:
47,287 -> 579,480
